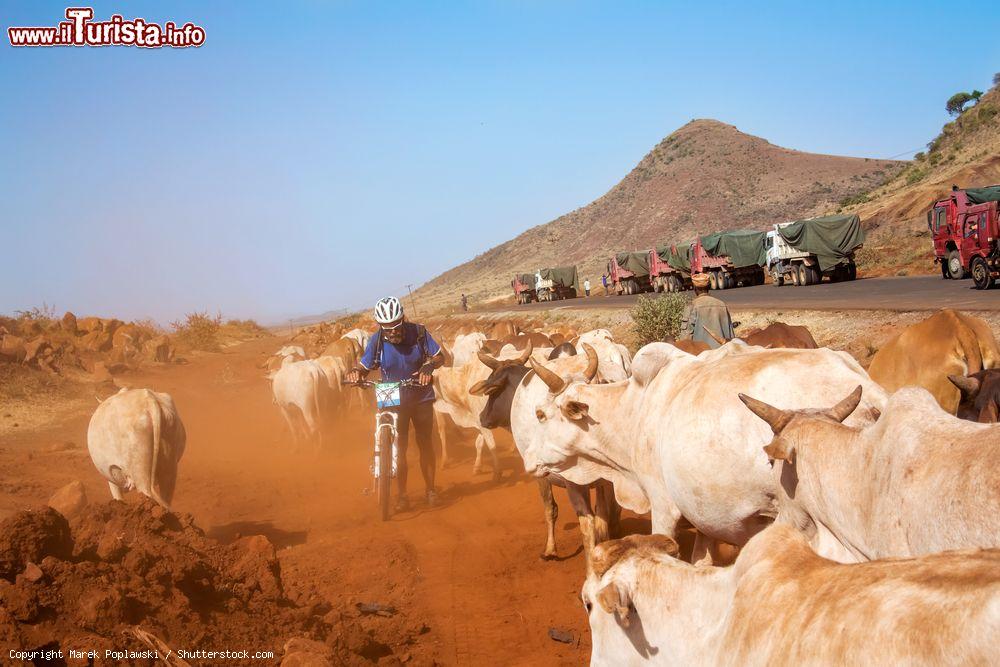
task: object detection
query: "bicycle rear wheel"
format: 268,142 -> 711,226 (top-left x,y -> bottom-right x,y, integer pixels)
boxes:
378,428 -> 392,521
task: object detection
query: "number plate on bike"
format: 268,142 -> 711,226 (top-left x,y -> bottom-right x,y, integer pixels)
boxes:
375,382 -> 401,409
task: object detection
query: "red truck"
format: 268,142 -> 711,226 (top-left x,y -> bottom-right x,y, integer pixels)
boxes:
607,252 -> 653,295
649,243 -> 693,292
930,185 -> 1000,289
511,273 -> 536,304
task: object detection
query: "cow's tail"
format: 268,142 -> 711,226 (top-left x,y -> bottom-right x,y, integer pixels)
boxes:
147,394 -> 170,510
957,318 -> 985,374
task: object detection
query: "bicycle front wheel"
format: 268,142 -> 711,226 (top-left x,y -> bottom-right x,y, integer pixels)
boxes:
378,428 -> 392,521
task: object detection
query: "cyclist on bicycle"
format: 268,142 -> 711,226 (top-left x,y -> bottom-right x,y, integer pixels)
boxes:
347,296 -> 445,511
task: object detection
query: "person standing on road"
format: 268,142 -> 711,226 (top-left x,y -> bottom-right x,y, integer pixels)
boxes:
584,278 -> 591,297
602,273 -> 609,296
461,293 -> 468,312
347,296 -> 445,511
680,273 -> 734,349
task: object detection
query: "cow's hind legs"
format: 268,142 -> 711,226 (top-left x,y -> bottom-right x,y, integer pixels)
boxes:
691,532 -> 720,566
537,478 -> 558,560
594,481 -> 617,545
567,483 -> 597,573
433,408 -> 450,468
482,430 -> 501,482
472,433 -> 485,474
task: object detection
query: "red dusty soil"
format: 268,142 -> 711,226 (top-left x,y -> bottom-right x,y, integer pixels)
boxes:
0,338 -> 626,665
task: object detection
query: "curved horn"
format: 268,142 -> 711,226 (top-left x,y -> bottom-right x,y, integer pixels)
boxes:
948,374 -> 981,400
516,339 -> 533,365
738,393 -> 791,433
826,385 -> 863,423
529,358 -> 566,394
477,348 -> 501,370
701,325 -> 726,346
582,343 -> 599,383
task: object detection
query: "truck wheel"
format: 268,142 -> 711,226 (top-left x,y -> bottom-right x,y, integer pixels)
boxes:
795,264 -> 806,286
718,273 -> 729,290
771,270 -> 783,287
708,272 -> 717,290
948,251 -> 966,280
808,266 -> 822,285
848,262 -> 857,281
972,257 -> 994,290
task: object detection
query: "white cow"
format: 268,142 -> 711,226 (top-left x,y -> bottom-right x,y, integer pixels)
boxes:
516,341 -> 885,562
87,388 -> 186,509
341,328 -> 370,353
272,359 -> 329,451
450,332 -> 487,366
741,385 -> 1000,562
575,329 -> 631,382
584,524 -> 1000,666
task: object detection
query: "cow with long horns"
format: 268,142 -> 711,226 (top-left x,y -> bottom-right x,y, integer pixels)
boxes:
472,343 -> 621,567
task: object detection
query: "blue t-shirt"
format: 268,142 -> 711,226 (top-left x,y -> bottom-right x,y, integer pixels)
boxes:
359,323 -> 441,405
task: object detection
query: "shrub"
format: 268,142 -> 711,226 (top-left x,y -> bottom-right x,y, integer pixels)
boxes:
913,151 -> 925,161
630,293 -> 688,347
905,167 -> 926,185
171,311 -> 222,351
994,72 -> 1000,88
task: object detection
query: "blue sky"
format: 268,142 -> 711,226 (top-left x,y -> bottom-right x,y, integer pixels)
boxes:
2,1 -> 997,323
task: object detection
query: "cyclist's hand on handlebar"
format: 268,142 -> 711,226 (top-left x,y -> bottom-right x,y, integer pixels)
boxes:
347,368 -> 363,384
418,364 -> 434,386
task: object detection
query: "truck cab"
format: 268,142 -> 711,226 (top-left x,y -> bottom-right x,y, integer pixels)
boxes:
929,186 -> 1000,288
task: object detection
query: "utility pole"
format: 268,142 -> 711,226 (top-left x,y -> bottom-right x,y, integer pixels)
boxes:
406,284 -> 419,317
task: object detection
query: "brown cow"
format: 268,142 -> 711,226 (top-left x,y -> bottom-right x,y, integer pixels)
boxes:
700,322 -> 818,349
502,331 -> 552,351
742,322 -> 818,349
869,309 -> 1000,414
950,369 -> 1000,423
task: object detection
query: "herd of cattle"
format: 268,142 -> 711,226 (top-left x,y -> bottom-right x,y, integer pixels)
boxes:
82,309 -> 1000,664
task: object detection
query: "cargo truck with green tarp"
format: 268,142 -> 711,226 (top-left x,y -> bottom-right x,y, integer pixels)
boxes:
511,273 -> 537,304
534,265 -> 580,301
696,230 -> 767,290
648,242 -> 694,292
607,251 -> 653,295
766,214 -> 862,286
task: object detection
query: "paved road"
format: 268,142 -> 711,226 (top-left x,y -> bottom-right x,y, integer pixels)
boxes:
487,275 -> 1000,313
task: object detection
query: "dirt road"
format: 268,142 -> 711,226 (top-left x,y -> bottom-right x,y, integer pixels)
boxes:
0,339 -> 615,664
490,275 -> 1000,313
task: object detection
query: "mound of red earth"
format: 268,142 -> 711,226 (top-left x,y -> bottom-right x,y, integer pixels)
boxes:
0,498 -> 429,665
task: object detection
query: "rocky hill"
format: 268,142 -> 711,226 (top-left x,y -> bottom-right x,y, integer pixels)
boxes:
414,119 -> 903,311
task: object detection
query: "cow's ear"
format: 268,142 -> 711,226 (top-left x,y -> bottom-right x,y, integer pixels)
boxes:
763,437 -> 796,464
596,582 -> 632,627
562,400 -> 590,421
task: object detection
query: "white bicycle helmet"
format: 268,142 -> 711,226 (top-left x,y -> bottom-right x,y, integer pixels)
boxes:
373,296 -> 404,324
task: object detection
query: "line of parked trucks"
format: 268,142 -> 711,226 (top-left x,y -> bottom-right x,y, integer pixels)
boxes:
511,184 -> 1000,302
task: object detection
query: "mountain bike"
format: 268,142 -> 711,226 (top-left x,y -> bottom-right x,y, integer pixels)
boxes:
350,378 -> 420,521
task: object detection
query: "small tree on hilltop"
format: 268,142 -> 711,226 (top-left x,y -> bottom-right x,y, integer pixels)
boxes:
946,92 -> 974,116
972,89 -> 984,102
993,72 -> 1000,88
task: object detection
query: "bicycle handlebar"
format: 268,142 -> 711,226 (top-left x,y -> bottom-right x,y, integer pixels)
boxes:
347,378 -> 422,389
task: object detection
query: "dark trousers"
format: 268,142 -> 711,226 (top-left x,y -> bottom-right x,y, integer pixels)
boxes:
393,400 -> 435,496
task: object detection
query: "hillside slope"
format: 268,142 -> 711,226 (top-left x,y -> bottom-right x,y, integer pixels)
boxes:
854,85 -> 1000,275
415,119 -> 902,311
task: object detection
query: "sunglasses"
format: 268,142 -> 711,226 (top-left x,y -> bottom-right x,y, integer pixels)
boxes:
381,321 -> 405,332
